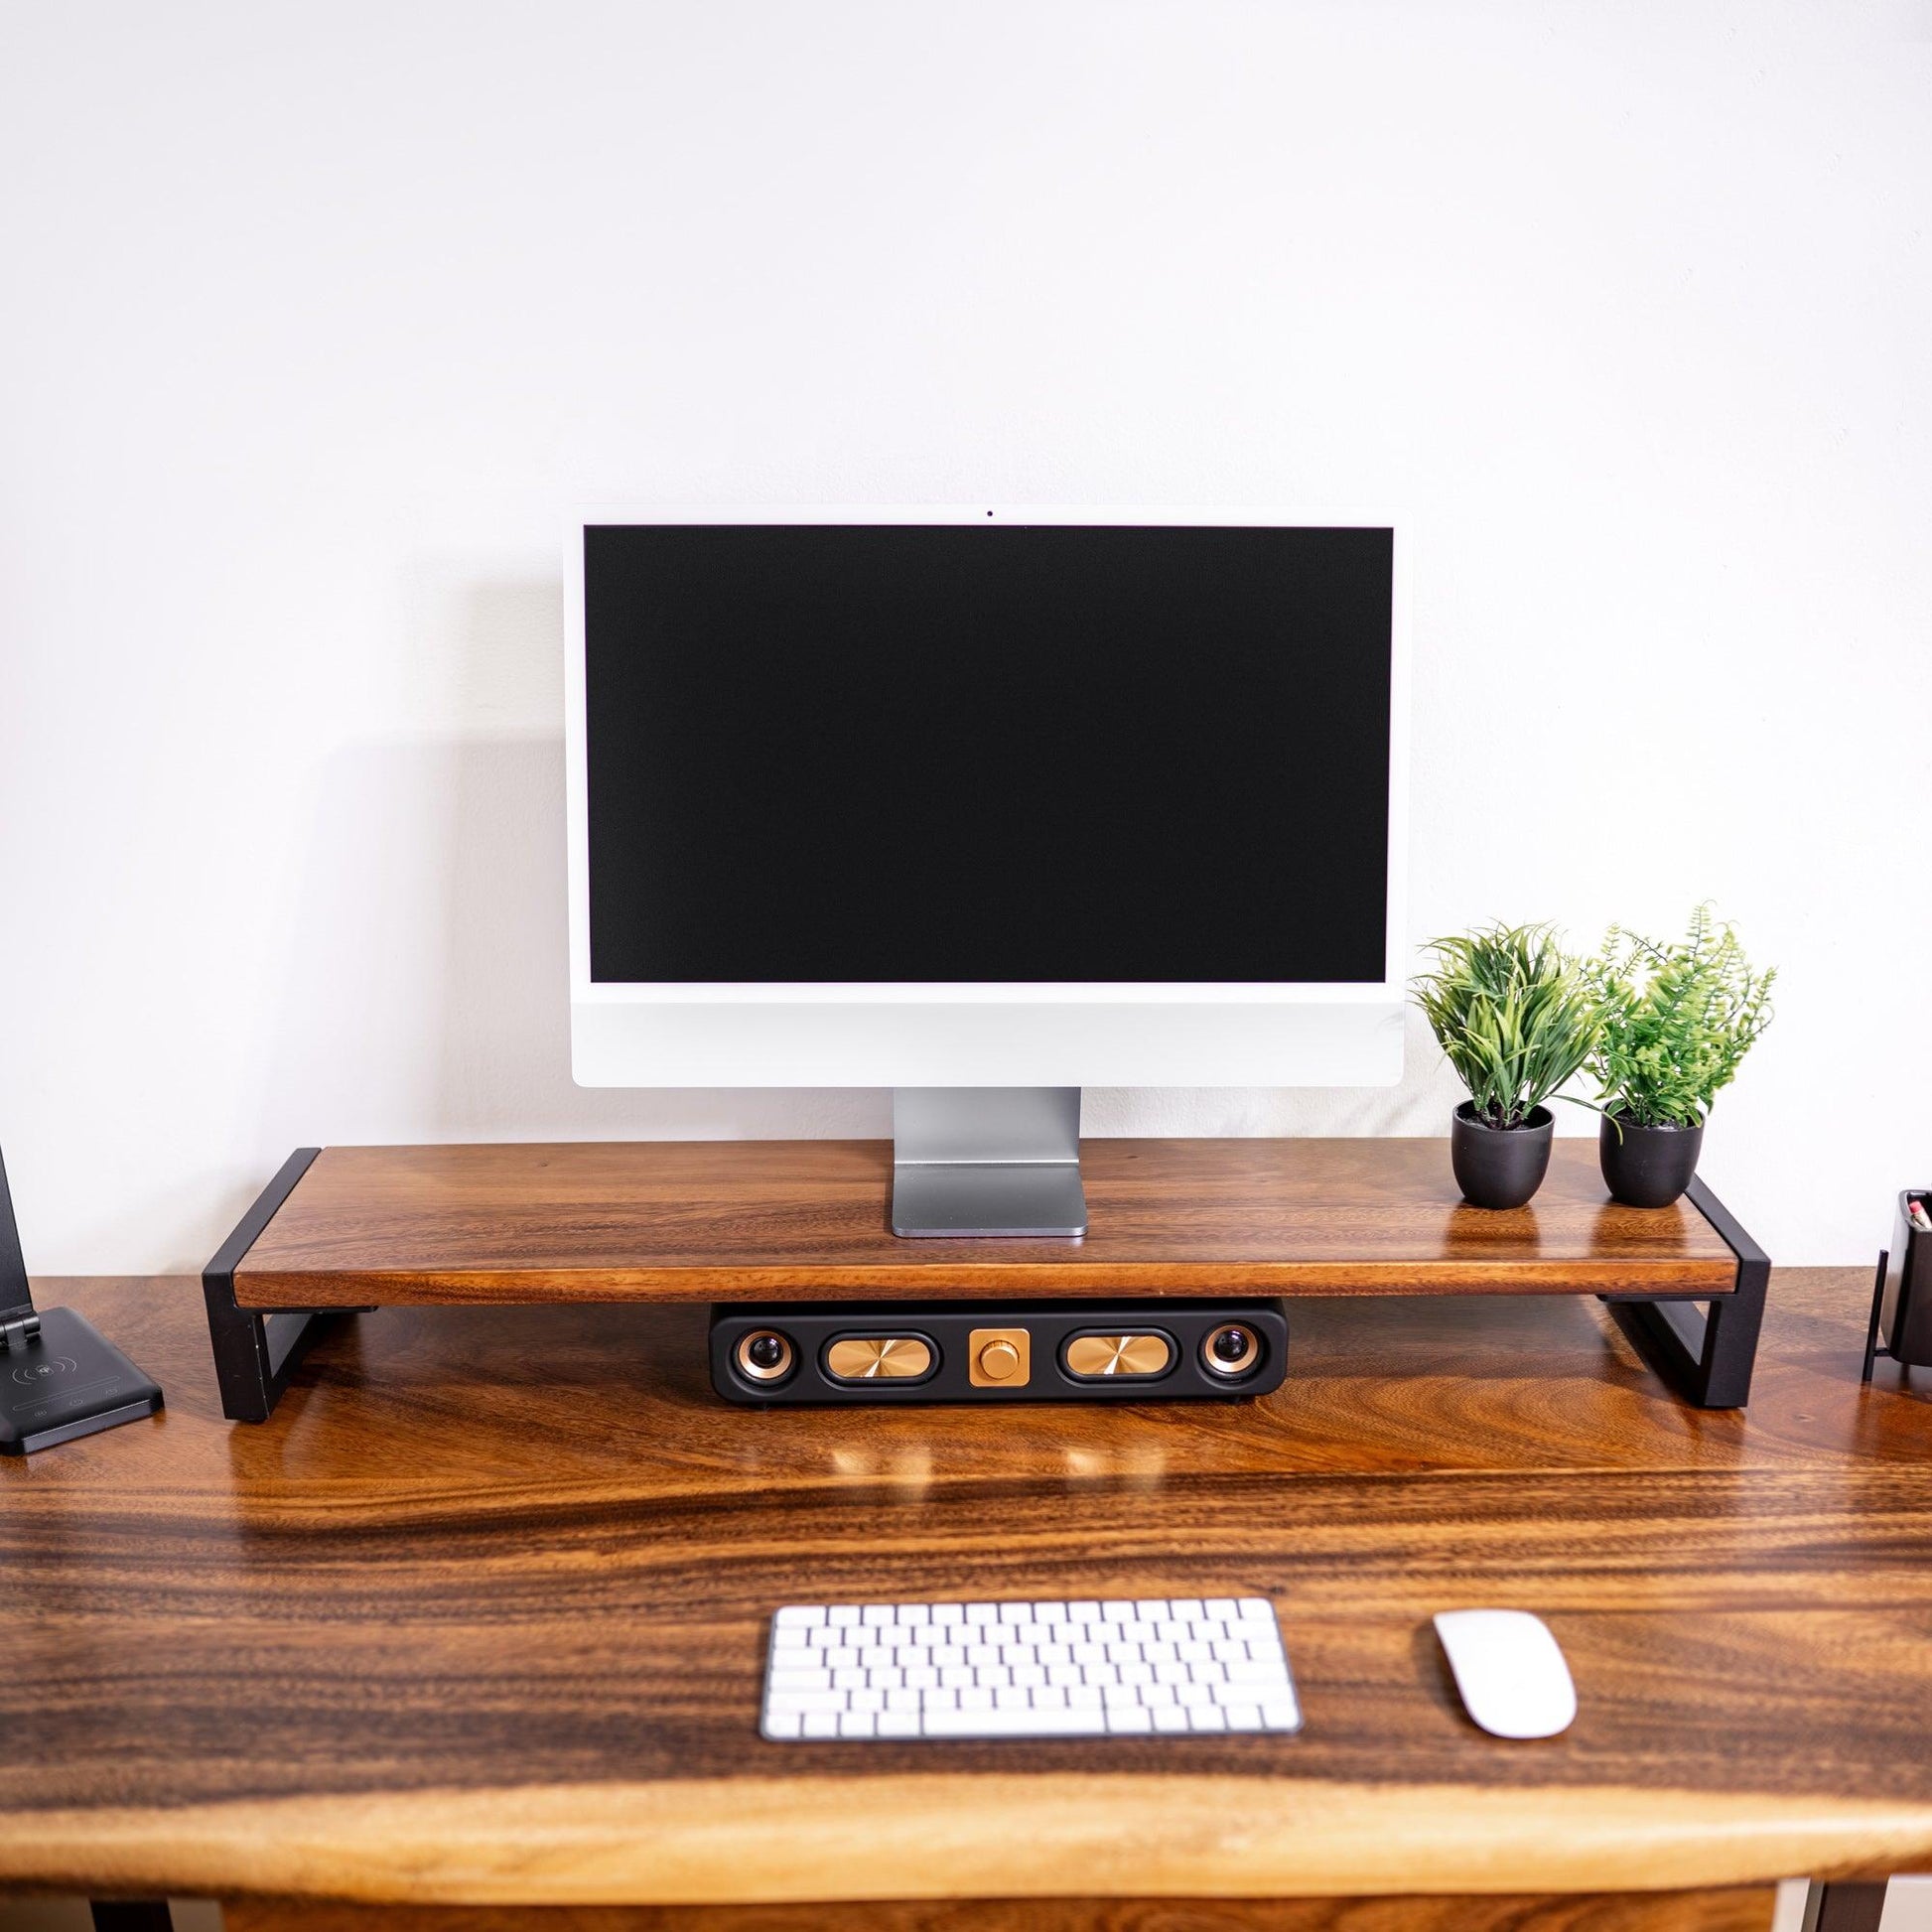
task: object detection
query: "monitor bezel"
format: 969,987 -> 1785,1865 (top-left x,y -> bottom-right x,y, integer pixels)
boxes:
564,505 -> 1409,1016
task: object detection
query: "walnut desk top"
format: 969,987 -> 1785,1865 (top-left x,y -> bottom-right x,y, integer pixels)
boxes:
4,1267 -> 1930,1909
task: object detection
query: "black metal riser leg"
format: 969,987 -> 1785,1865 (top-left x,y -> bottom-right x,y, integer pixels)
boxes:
1605,1175 -> 1771,1409
204,1148 -> 362,1424
90,1903 -> 174,1932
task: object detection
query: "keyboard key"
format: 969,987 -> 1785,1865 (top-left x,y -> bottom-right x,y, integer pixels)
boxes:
769,1666 -> 832,1692
840,1711 -> 877,1737
1107,1704 -> 1154,1732
1227,1658 -> 1290,1689
1224,1703 -> 1263,1730
1239,1598 -> 1275,1622
878,1711 -> 920,1736
922,1706 -> 1108,1737
768,1689 -> 847,1715
1151,1705 -> 1188,1731
1188,1705 -> 1228,1731
764,1710 -> 803,1737
802,1712 -> 839,1737
775,1605 -> 822,1628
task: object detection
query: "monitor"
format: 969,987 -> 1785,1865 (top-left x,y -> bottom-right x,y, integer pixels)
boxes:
565,507 -> 1408,1236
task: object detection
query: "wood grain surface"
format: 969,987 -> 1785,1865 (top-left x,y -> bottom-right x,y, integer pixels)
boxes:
4,1268 -> 1929,1906
230,1140 -> 1739,1308
224,1887 -> 1780,1932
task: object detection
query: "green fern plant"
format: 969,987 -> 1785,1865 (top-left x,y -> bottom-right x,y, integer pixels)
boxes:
1411,922 -> 1605,1130
1582,906 -> 1775,1129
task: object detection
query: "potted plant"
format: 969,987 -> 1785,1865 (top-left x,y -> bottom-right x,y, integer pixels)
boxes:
1582,906 -> 1776,1208
1412,922 -> 1603,1210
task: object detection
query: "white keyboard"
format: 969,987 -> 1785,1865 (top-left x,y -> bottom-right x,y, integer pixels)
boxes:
760,1595 -> 1302,1740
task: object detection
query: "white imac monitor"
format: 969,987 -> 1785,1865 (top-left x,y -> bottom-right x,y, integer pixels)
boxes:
564,508 -> 1407,1238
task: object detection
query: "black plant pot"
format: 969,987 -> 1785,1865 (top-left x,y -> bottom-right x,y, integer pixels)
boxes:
1598,1112 -> 1704,1208
1449,1102 -> 1554,1210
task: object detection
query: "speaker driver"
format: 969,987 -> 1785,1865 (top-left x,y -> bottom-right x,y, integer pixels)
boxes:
1200,1320 -> 1262,1378
735,1329 -> 795,1383
1063,1331 -> 1173,1379
824,1334 -> 934,1382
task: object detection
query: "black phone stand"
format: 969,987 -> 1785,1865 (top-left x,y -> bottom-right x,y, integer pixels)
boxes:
0,1149 -> 163,1454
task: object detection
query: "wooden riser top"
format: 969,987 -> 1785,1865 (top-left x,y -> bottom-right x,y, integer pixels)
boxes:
231,1137 -> 1739,1309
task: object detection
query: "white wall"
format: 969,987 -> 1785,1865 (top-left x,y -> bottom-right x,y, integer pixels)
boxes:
1,0 -> 1927,1273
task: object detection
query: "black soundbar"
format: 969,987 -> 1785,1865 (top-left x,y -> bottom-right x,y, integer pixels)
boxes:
709,1299 -> 1288,1407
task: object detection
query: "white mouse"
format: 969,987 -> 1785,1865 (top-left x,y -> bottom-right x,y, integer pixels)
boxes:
1434,1609 -> 1577,1739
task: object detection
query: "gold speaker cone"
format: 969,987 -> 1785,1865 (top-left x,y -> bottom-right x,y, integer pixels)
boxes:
1200,1321 -> 1262,1376
825,1335 -> 933,1381
1064,1332 -> 1173,1379
734,1330 -> 795,1382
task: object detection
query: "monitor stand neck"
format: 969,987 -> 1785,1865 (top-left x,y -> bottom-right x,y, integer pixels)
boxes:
891,1088 -> 1088,1239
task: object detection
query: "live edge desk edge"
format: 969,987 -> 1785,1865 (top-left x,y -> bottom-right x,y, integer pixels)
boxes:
202,1138 -> 1770,1424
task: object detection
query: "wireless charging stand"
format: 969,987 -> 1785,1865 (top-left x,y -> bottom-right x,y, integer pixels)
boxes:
0,1150 -> 163,1455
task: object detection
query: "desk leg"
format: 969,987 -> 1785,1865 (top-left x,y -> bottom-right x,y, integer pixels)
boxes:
1607,1177 -> 1771,1409
90,1904 -> 173,1932
204,1149 -> 364,1424
1801,1881 -> 1887,1932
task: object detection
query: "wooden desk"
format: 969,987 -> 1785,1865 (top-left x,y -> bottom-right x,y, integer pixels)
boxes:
5,1267 -> 1931,1931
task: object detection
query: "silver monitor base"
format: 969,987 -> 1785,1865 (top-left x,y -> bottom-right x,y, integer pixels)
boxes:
891,1087 -> 1088,1238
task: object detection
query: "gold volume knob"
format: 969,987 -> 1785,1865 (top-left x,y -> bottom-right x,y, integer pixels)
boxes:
967,1327 -> 1031,1388
977,1339 -> 1021,1381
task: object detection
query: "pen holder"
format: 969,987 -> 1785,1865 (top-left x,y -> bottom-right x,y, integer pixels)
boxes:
1863,1190 -> 1932,1380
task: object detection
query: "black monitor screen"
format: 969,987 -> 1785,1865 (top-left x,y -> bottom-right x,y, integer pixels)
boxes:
583,523 -> 1393,984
